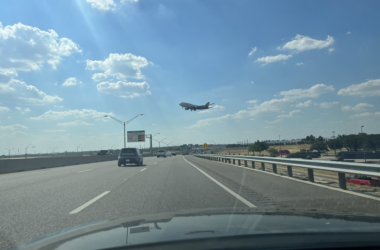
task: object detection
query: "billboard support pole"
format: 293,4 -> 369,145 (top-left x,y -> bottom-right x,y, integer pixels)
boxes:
124,123 -> 126,148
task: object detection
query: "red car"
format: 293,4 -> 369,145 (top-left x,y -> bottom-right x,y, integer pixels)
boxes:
346,174 -> 380,186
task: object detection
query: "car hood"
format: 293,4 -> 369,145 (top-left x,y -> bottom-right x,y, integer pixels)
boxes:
13,208 -> 380,250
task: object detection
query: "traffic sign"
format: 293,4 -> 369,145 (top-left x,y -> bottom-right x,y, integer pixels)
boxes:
127,130 -> 145,142
203,143 -> 208,149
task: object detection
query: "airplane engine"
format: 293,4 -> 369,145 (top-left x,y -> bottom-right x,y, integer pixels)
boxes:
185,108 -> 189,110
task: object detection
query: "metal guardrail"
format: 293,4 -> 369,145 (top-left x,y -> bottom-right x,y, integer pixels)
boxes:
194,154 -> 380,190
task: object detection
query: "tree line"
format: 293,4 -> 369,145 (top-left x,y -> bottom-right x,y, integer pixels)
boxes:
244,133 -> 380,155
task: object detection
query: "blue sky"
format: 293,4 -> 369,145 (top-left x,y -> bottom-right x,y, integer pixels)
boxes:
1,0 -> 380,154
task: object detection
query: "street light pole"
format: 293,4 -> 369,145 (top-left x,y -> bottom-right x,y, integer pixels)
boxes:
279,135 -> 281,157
25,144 -> 32,159
77,144 -> 81,153
361,125 -> 366,162
5,148 -> 14,159
332,131 -> 336,157
104,114 -> 145,148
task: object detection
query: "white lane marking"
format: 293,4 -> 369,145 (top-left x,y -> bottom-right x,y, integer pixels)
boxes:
154,162 -> 157,164
196,156 -> 380,203
69,191 -> 110,214
183,156 -> 256,208
78,169 -> 93,173
141,168 -> 146,171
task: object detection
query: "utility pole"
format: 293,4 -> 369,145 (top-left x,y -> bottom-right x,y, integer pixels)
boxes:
332,131 -> 336,157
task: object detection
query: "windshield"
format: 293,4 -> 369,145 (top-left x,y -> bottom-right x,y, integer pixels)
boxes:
1,0 -> 380,250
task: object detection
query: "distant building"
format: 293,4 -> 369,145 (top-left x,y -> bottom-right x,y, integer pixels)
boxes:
263,139 -> 302,145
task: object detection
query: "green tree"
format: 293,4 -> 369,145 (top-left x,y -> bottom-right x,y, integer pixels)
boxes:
267,148 -> 278,155
327,139 -> 343,152
248,140 -> 269,155
310,140 -> 329,152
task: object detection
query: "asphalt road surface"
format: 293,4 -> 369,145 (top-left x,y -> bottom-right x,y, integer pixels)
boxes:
1,155 -> 380,249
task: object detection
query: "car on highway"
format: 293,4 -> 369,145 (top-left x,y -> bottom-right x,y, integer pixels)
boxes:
118,148 -> 143,166
157,150 -> 166,158
97,150 -> 110,156
165,151 -> 172,157
346,174 -> 380,186
172,152 -> 176,156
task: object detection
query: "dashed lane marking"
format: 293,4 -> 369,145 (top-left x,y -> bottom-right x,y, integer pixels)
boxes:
69,191 -> 110,214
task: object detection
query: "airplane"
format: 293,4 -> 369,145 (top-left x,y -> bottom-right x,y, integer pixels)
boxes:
179,102 -> 215,111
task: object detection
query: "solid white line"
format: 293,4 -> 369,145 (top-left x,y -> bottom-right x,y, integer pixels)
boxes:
141,168 -> 146,171
78,169 -> 93,173
69,191 -> 110,214
183,157 -> 256,208
196,156 -> 380,203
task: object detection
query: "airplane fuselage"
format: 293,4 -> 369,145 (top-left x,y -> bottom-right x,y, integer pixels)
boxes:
179,102 -> 212,111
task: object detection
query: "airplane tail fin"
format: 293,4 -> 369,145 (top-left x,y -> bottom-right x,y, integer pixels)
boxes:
205,102 -> 214,107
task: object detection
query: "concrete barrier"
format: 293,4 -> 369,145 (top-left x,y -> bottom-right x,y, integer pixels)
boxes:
0,155 -> 118,175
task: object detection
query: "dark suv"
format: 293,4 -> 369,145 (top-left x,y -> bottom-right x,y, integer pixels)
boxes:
118,148 -> 143,166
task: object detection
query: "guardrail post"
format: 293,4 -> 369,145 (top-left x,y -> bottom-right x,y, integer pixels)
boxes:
244,160 -> 247,167
287,166 -> 293,177
338,173 -> 347,190
238,160 -> 241,166
261,162 -> 265,171
272,164 -> 277,174
233,159 -> 235,165
251,161 -> 255,169
307,169 -> 314,182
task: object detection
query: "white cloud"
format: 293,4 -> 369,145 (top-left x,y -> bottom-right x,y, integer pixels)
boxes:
265,119 -> 282,124
248,47 -> 257,56
337,79 -> 380,97
280,84 -> 335,99
349,112 -> 380,119
0,79 -> 63,105
251,81 -> 254,84
188,98 -> 294,129
199,105 -> 225,113
86,0 -> 116,10
277,110 -> 303,119
121,0 -> 139,3
0,22 -> 80,72
247,99 -> 259,104
317,102 -> 339,108
255,54 -> 292,65
296,62 -> 304,66
295,100 -> 313,107
341,103 -> 374,111
97,81 -> 151,98
0,124 -> 28,130
86,53 -> 149,80
62,77 -> 81,87
91,73 -> 108,81
16,107 -> 31,114
347,31 -> 351,35
43,129 -> 66,133
57,120 -> 94,127
328,48 -> 335,53
0,68 -> 17,83
30,109 -> 113,120
278,34 -> 334,52
0,106 -> 10,112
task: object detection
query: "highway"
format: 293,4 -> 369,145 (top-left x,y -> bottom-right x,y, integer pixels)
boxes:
1,155 -> 380,249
